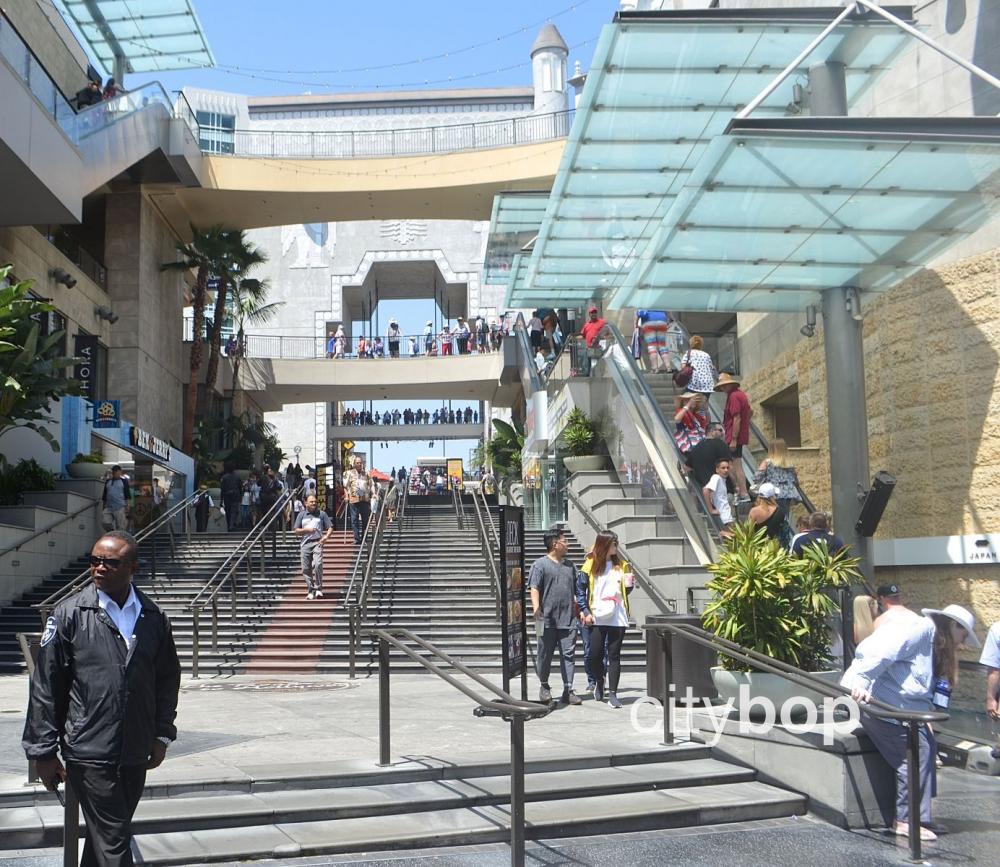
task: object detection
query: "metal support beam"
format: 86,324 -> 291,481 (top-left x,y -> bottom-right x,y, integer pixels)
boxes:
821,286 -> 872,581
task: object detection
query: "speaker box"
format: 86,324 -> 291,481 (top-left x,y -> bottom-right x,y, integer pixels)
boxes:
855,471 -> 896,536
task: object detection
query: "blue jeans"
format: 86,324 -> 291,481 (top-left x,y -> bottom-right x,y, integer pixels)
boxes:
348,501 -> 370,544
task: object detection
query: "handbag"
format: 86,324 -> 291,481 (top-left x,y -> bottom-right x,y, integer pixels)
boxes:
672,352 -> 693,388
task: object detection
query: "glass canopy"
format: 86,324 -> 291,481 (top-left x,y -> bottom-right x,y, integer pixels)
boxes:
494,6 -> 1000,313
484,192 -> 548,285
59,0 -> 215,73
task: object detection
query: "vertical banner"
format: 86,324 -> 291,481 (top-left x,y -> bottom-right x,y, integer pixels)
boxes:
314,462 -> 335,516
446,458 -> 464,490
498,505 -> 527,698
73,334 -> 98,400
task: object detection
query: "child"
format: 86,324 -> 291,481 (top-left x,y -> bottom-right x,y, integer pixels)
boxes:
703,458 -> 734,536
240,484 -> 252,528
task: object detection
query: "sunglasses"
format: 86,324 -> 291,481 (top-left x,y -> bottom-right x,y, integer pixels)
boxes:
89,555 -> 124,569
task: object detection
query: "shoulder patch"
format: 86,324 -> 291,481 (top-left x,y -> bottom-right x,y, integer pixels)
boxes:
40,617 -> 58,647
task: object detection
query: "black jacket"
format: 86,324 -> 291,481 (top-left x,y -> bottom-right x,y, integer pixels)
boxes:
23,583 -> 180,766
220,472 -> 242,499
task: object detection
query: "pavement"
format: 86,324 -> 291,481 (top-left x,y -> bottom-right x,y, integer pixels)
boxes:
1,670 -> 998,866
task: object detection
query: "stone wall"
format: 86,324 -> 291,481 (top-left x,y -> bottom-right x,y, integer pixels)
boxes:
739,248 -> 1000,632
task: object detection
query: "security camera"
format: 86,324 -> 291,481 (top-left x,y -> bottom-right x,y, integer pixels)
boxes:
51,268 -> 77,288
94,305 -> 119,324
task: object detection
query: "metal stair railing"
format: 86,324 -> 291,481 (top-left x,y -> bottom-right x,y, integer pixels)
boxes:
451,481 -> 465,528
369,628 -> 552,867
34,489 -> 200,620
646,619 -> 948,864
345,483 -> 397,678
468,485 -> 502,620
186,484 -> 301,678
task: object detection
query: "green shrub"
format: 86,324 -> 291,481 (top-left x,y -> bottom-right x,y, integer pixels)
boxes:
559,407 -> 599,457
0,459 -> 58,506
70,452 -> 104,464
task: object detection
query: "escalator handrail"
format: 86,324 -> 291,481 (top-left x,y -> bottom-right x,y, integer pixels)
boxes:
511,314 -> 545,395
74,80 -> 200,143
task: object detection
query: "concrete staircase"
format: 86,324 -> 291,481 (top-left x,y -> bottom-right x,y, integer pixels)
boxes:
0,530 -> 345,676
0,744 -> 806,862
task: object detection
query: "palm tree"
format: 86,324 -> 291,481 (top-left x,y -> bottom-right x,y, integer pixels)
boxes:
161,225 -> 229,454
229,277 -> 283,402
203,232 -> 267,399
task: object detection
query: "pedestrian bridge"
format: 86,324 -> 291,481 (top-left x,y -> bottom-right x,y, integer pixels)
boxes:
327,423 -> 483,442
234,344 -> 523,409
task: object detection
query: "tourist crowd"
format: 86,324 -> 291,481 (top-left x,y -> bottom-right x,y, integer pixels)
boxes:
338,406 -> 480,426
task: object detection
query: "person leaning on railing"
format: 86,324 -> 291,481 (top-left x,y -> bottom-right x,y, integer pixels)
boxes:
840,603 -> 979,841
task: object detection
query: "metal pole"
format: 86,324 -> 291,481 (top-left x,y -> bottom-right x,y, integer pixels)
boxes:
191,609 -> 200,679
348,605 -> 357,680
230,573 -> 237,620
211,598 -> 219,653
855,0 -> 1000,94
150,536 -> 156,582
259,536 -> 265,582
906,721 -> 922,862
510,715 -> 526,867
821,287 -> 873,580
63,778 -> 79,867
735,4 -> 855,119
378,636 -> 391,766
661,631 -> 674,745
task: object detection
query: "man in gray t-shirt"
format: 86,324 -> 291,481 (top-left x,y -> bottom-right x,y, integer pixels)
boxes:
293,495 -> 333,599
529,528 -> 581,706
101,465 -> 130,531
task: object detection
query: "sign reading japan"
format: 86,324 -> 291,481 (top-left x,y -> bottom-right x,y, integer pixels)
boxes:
130,426 -> 171,462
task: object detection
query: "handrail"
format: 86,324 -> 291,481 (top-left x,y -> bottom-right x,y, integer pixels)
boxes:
357,485 -> 395,611
451,482 -> 465,528
511,314 -> 545,396
564,485 -> 678,616
35,490 -> 200,615
0,496 -> 100,560
344,495 -> 378,603
647,620 -> 948,863
369,628 -> 551,866
468,486 -> 502,619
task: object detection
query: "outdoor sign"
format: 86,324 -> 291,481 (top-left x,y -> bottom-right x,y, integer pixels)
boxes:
447,458 -> 464,490
314,462 -> 336,516
498,505 -> 527,697
129,426 -> 171,462
92,399 -> 120,429
73,334 -> 98,399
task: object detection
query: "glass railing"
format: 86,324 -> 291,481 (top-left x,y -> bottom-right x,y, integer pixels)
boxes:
1,12 -> 200,149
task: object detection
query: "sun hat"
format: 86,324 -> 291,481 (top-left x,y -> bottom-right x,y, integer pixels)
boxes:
921,604 -> 981,648
757,482 -> 778,500
714,372 -> 741,390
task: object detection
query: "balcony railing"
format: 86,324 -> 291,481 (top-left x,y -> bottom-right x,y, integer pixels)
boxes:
217,110 -> 574,159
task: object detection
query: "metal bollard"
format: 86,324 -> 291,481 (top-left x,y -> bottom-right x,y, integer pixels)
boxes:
661,631 -> 674,745
211,598 -> 219,653
191,609 -> 200,679
906,721 -> 922,862
348,606 -> 357,680
510,715 -> 526,867
378,636 -> 390,766
62,777 -> 79,867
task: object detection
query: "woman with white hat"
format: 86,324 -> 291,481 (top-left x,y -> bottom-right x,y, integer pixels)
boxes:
748,482 -> 788,546
841,603 -> 978,841
386,317 -> 402,358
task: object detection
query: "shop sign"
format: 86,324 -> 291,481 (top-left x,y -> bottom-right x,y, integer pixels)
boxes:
130,426 -> 171,461
498,506 -> 527,693
92,399 -> 120,429
73,334 -> 98,399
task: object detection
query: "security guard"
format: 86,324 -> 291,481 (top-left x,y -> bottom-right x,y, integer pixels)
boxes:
23,530 -> 180,866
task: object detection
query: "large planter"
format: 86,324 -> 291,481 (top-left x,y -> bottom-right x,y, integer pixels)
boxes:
563,455 -> 607,473
711,667 -> 842,720
66,462 -> 106,480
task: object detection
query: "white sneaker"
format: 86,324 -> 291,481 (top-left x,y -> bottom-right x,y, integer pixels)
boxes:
315,590 -> 324,598
307,591 -> 315,600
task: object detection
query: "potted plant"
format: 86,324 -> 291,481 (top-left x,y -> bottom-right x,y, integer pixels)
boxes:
66,452 -> 106,480
559,407 -> 606,473
0,458 -> 58,505
702,522 -> 861,715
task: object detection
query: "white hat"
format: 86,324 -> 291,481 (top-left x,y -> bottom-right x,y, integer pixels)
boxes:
757,482 -> 778,500
426,320 -> 433,326
921,604 -> 981,648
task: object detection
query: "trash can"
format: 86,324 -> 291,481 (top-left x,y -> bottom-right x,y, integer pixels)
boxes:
645,614 -> 718,705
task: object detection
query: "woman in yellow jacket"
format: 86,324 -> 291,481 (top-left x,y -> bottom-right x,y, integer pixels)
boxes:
577,531 -> 635,708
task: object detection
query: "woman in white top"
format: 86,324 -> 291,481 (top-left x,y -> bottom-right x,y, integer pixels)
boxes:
576,531 -> 635,708
683,334 -> 718,396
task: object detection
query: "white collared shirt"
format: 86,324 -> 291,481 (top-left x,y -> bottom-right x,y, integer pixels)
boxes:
97,586 -> 141,652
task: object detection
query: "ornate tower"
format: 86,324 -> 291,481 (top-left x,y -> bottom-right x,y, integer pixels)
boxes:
530,23 -> 569,115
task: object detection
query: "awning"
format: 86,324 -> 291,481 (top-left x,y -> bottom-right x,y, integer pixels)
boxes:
59,0 -> 215,73
494,6 -> 1000,314
484,192 -> 548,285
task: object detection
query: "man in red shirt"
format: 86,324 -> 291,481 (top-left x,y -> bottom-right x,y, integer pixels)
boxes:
579,305 -> 608,375
715,371 -> 752,500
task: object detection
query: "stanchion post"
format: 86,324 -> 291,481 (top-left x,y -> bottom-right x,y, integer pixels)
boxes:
348,606 -> 357,680
63,778 -> 78,867
510,715 -> 526,867
906,721 -> 922,863
150,537 -> 156,582
378,636 -> 390,766
191,609 -> 200,679
661,631 -> 674,745
211,597 -> 219,653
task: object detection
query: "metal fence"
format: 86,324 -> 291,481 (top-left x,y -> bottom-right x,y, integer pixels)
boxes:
224,110 -> 574,159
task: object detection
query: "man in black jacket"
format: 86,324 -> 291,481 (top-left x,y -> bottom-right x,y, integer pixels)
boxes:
23,531 -> 180,866
219,464 -> 242,532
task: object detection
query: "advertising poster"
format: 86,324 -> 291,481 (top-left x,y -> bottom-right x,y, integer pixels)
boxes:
446,458 -> 464,490
497,505 -> 526,697
314,462 -> 335,516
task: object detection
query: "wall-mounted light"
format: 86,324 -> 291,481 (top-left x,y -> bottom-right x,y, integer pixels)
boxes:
50,267 -> 77,288
800,305 -> 817,338
94,305 -> 119,324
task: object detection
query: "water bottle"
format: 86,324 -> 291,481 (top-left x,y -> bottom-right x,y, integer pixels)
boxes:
932,676 -> 952,709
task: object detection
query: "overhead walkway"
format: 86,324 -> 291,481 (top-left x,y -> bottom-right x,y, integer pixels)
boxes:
327,422 -> 482,441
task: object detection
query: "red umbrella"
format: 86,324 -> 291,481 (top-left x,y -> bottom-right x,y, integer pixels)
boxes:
370,469 -> 391,482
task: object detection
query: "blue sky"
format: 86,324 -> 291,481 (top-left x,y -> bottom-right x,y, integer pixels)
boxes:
75,0 -> 618,96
